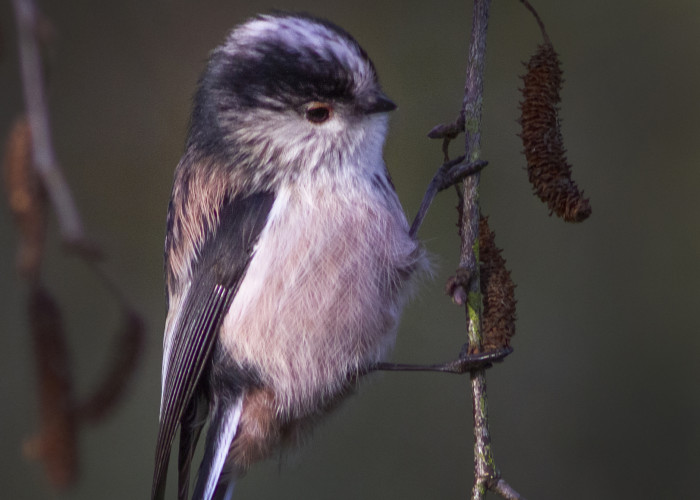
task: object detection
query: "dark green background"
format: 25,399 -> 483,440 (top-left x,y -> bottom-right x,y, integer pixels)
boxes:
2,1 -> 699,498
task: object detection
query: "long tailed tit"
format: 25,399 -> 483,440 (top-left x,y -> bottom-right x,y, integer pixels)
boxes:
152,13 -> 426,500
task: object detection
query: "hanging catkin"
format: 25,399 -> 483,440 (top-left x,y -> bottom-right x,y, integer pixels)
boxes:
519,2 -> 592,222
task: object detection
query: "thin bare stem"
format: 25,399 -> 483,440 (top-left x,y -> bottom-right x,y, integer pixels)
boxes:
519,0 -> 550,43
12,0 -> 88,249
457,1 -> 524,499
461,3 -> 490,492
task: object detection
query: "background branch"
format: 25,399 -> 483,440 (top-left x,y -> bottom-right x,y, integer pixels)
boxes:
12,0 -> 92,252
7,0 -> 145,490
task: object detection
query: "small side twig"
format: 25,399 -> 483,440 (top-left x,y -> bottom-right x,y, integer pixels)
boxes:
428,116 -> 466,162
492,478 -> 526,500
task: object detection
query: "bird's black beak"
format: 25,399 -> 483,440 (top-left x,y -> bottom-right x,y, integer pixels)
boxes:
362,92 -> 397,114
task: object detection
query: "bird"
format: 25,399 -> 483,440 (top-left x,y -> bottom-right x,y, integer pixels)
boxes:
152,12 -> 426,500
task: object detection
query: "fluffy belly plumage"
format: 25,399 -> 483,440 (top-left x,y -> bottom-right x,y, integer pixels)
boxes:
219,179 -> 422,466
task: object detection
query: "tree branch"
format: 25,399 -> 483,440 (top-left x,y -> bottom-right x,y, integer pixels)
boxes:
456,1 -> 524,499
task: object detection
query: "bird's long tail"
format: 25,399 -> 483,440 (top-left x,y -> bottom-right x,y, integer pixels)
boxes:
192,397 -> 243,500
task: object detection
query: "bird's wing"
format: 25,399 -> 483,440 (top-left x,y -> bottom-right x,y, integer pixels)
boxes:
177,396 -> 206,500
152,191 -> 276,500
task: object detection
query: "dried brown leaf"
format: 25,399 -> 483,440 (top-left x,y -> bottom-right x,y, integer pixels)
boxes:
3,115 -> 47,280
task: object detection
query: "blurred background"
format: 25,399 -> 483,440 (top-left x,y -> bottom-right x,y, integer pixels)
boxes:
2,0 -> 699,498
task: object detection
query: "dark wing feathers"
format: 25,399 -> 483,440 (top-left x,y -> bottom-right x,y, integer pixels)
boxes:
154,281 -> 234,500
152,191 -> 276,500
177,391 -> 206,500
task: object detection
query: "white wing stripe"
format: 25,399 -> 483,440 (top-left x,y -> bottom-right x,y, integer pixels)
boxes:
203,397 -> 244,500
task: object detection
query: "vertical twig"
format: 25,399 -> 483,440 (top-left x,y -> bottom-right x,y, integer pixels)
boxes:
460,1 -> 491,496
458,2 -> 523,499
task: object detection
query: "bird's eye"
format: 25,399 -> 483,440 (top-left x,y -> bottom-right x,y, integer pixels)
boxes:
305,102 -> 332,124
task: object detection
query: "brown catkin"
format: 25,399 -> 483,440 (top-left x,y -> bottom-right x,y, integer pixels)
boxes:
519,42 -> 592,222
480,216 -> 517,350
